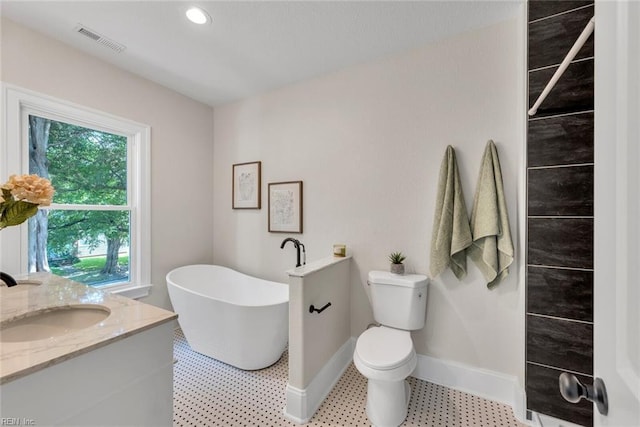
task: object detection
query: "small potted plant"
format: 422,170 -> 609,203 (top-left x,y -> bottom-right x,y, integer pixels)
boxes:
388,251 -> 406,275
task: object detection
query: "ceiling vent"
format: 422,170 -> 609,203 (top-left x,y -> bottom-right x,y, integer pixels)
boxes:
74,24 -> 126,53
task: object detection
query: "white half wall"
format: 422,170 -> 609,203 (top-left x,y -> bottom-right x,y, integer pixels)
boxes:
213,16 -> 526,384
284,337 -> 356,424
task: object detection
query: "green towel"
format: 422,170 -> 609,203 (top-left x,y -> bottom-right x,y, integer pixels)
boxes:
468,140 -> 514,288
430,146 -> 472,280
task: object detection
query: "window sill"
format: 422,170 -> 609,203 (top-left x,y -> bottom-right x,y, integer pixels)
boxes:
109,284 -> 153,300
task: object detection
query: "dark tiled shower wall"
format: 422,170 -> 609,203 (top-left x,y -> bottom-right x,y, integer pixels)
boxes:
526,1 -> 594,426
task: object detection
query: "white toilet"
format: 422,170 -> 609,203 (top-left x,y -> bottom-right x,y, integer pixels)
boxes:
354,270 -> 428,427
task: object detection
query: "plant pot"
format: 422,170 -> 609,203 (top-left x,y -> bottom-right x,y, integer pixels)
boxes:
390,263 -> 404,275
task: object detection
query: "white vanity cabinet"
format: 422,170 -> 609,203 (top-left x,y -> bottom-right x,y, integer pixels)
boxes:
0,274 -> 177,426
1,321 -> 174,426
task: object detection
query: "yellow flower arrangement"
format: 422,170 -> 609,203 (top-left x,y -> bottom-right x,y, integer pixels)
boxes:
0,174 -> 55,230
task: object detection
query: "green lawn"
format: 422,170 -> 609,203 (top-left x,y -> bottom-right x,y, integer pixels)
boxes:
51,254 -> 129,287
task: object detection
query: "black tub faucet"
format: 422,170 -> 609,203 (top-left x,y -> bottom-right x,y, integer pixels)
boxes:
299,242 -> 306,266
280,237 -> 304,267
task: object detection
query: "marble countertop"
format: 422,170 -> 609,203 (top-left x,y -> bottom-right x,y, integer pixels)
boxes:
0,273 -> 177,384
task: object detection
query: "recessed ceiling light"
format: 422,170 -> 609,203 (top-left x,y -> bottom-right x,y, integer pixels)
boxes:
186,7 -> 211,25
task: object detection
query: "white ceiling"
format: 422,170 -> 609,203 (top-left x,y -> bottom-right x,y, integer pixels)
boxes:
1,1 -> 523,107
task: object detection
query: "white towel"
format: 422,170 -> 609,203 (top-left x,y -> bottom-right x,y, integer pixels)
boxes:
429,146 -> 472,280
468,140 -> 514,288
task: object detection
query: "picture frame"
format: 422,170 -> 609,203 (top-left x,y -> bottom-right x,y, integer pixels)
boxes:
268,181 -> 303,233
232,161 -> 261,209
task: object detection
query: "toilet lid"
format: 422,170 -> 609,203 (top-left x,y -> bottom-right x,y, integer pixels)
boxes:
355,327 -> 414,370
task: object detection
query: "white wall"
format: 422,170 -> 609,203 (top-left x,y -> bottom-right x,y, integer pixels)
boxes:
0,18 -> 215,309
0,13 -> 526,384
213,18 -> 525,381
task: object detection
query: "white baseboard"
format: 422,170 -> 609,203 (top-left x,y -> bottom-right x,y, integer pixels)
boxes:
529,411 -> 585,427
412,353 -> 527,422
512,385 -> 529,424
282,339 -> 529,425
283,337 -> 356,424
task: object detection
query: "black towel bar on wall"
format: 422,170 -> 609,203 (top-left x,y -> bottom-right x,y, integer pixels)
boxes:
309,302 -> 331,314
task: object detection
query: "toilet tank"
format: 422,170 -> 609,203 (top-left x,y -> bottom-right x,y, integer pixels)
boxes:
367,271 -> 428,330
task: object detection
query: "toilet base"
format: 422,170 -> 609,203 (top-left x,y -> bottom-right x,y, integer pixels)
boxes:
365,379 -> 411,427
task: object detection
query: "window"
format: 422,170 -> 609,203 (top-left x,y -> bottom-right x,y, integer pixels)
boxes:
1,86 -> 150,295
29,116 -> 131,286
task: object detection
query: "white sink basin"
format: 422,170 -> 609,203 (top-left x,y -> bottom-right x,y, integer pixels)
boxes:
0,305 -> 111,343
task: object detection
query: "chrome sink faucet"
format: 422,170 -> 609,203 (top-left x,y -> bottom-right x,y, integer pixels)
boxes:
280,238 -> 305,267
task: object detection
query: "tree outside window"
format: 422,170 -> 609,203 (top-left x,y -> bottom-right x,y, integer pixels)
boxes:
28,115 -> 131,287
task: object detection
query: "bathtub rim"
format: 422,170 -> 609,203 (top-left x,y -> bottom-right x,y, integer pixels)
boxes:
166,264 -> 289,308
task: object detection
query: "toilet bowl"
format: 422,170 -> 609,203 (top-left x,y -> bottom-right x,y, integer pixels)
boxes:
354,326 -> 417,427
354,271 -> 428,427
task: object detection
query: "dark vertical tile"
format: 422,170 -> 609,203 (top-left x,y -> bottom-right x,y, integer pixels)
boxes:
528,112 -> 594,167
529,59 -> 593,117
526,363 -> 593,426
528,218 -> 593,268
527,5 -> 595,425
529,5 -> 594,70
529,0 -> 594,22
528,166 -> 593,216
527,315 -> 593,374
527,266 -> 593,321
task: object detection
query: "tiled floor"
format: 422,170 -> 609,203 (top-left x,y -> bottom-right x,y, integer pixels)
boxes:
173,329 -> 526,426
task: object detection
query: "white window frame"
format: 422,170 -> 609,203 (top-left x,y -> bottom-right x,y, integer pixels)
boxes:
1,84 -> 151,298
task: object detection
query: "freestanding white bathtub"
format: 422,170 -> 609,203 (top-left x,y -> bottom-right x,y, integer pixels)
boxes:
166,264 -> 289,370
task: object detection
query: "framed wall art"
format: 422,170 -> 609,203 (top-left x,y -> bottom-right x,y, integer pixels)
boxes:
232,161 -> 261,209
268,181 -> 303,233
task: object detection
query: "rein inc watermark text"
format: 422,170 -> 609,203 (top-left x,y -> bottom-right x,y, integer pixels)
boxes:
0,419 -> 35,426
